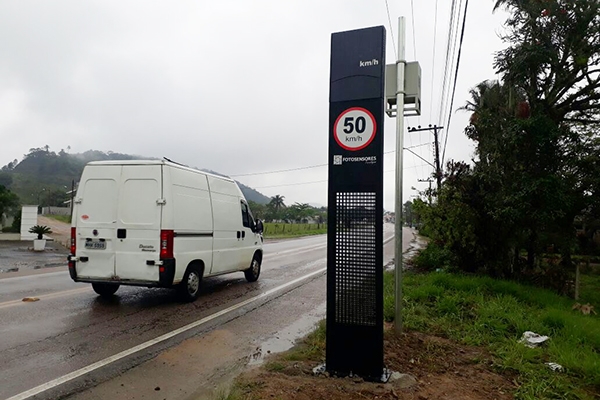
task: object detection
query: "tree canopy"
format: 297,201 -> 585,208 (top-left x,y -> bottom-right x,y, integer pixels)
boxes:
416,0 -> 600,290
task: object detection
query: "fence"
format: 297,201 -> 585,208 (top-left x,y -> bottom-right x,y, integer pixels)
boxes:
42,207 -> 71,216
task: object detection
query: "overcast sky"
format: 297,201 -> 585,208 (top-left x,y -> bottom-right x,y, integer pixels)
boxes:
0,0 -> 508,210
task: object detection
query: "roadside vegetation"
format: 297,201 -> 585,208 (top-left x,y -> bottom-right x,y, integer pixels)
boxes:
221,270 -> 599,400
386,271 -> 600,399
263,223 -> 326,239
408,0 -> 600,294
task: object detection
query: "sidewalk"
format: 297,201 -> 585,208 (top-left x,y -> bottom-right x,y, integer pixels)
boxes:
38,215 -> 71,248
0,216 -> 70,274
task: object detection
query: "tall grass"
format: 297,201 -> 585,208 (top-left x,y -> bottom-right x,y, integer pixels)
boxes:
385,271 -> 600,399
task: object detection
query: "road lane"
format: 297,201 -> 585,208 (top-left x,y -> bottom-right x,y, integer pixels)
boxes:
0,225 -> 411,399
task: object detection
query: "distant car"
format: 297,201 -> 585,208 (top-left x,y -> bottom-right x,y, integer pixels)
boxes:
68,160 -> 263,302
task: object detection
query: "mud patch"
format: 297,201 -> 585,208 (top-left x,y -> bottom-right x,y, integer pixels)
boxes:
231,327 -> 514,400
248,302 -> 326,366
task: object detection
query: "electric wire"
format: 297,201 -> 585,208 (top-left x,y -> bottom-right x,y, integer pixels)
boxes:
229,150 -> 397,177
410,0 -> 417,60
442,0 -> 470,167
438,0 -> 460,125
252,166 -> 430,189
428,0 -> 440,120
438,0 -> 465,162
384,0 -> 398,59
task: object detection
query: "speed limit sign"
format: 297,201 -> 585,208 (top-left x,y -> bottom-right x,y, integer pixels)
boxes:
333,107 -> 377,151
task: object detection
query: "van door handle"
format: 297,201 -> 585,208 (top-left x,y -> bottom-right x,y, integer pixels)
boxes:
237,231 -> 241,239
242,231 -> 246,239
117,229 -> 127,239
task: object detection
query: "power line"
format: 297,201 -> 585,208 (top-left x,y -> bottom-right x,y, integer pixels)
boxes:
438,0 -> 460,126
405,142 -> 431,149
384,0 -> 397,59
230,163 -> 327,177
252,166 -> 430,190
442,0 -> 470,167
438,0 -> 464,156
254,179 -> 328,189
229,150 -> 397,178
428,0 -> 440,119
410,0 -> 417,60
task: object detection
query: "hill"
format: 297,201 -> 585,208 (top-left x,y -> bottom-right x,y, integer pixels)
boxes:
0,147 -> 271,206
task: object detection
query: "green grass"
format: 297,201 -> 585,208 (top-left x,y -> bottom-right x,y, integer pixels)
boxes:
45,214 -> 71,224
214,321 -> 326,400
279,319 -> 326,362
264,361 -> 286,372
263,223 -> 326,239
385,271 -> 600,399
580,273 -> 600,308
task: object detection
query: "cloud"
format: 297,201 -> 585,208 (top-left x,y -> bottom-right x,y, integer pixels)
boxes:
0,0 -> 509,210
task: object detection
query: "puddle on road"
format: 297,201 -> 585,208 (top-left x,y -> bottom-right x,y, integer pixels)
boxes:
385,235 -> 427,272
248,301 -> 326,366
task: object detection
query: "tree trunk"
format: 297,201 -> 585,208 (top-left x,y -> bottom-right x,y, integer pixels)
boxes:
513,246 -> 521,277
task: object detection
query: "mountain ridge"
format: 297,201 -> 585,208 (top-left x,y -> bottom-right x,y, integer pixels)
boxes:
0,148 -> 271,206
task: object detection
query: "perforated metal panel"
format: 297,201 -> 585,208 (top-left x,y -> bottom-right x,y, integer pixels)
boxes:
335,192 -> 377,326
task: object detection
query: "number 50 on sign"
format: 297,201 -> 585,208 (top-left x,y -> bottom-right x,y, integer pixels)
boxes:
333,107 -> 377,151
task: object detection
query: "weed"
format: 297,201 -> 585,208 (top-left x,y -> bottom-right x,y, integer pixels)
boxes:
386,271 -> 600,399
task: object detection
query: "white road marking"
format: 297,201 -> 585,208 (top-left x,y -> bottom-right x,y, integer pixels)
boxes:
5,267 -> 327,400
0,271 -> 68,282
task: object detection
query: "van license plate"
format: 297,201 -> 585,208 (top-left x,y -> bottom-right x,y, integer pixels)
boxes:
85,240 -> 106,250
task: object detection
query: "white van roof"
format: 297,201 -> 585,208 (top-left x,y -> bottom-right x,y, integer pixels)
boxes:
86,160 -> 235,183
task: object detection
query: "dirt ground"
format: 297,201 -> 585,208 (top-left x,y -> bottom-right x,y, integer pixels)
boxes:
232,327 -> 515,400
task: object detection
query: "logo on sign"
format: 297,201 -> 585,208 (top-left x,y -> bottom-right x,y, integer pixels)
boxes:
333,107 -> 377,151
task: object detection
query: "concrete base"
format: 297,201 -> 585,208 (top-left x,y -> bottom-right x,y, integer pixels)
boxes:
33,239 -> 46,251
0,233 -> 21,241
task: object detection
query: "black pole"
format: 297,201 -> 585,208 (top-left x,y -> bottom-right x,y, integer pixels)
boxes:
433,126 -> 442,190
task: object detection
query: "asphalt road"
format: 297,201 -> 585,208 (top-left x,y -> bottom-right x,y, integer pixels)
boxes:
0,225 -> 414,400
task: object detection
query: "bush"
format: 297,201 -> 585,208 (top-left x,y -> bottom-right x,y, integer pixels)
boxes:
412,242 -> 454,271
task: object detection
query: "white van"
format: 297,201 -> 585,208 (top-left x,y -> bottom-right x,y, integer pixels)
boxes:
67,160 -> 264,302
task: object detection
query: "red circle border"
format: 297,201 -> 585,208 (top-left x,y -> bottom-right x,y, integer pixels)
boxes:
333,107 -> 377,151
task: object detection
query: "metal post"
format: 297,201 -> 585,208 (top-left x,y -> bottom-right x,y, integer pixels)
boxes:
433,126 -> 442,190
394,17 -> 406,333
70,179 -> 75,221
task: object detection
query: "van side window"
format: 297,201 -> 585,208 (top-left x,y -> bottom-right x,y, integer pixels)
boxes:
241,202 -> 251,228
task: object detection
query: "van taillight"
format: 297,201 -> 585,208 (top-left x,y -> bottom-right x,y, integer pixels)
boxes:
160,230 -> 174,259
70,227 -> 76,254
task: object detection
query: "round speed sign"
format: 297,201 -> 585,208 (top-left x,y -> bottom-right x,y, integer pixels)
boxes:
333,107 -> 377,151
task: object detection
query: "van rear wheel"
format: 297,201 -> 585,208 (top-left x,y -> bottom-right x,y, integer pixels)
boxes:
92,283 -> 120,297
244,254 -> 261,282
178,265 -> 202,302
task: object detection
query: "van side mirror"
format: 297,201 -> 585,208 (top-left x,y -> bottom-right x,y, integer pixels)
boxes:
255,219 -> 264,234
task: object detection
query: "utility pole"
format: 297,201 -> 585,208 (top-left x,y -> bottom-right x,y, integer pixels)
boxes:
394,17 -> 406,334
407,125 -> 444,190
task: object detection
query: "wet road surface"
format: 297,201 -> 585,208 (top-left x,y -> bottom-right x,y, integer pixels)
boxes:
0,225 -> 413,400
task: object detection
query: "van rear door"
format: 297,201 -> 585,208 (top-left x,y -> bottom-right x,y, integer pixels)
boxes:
75,165 -> 121,279
114,165 -> 162,282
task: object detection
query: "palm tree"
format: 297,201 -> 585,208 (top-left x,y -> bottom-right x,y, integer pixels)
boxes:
269,195 -> 286,211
